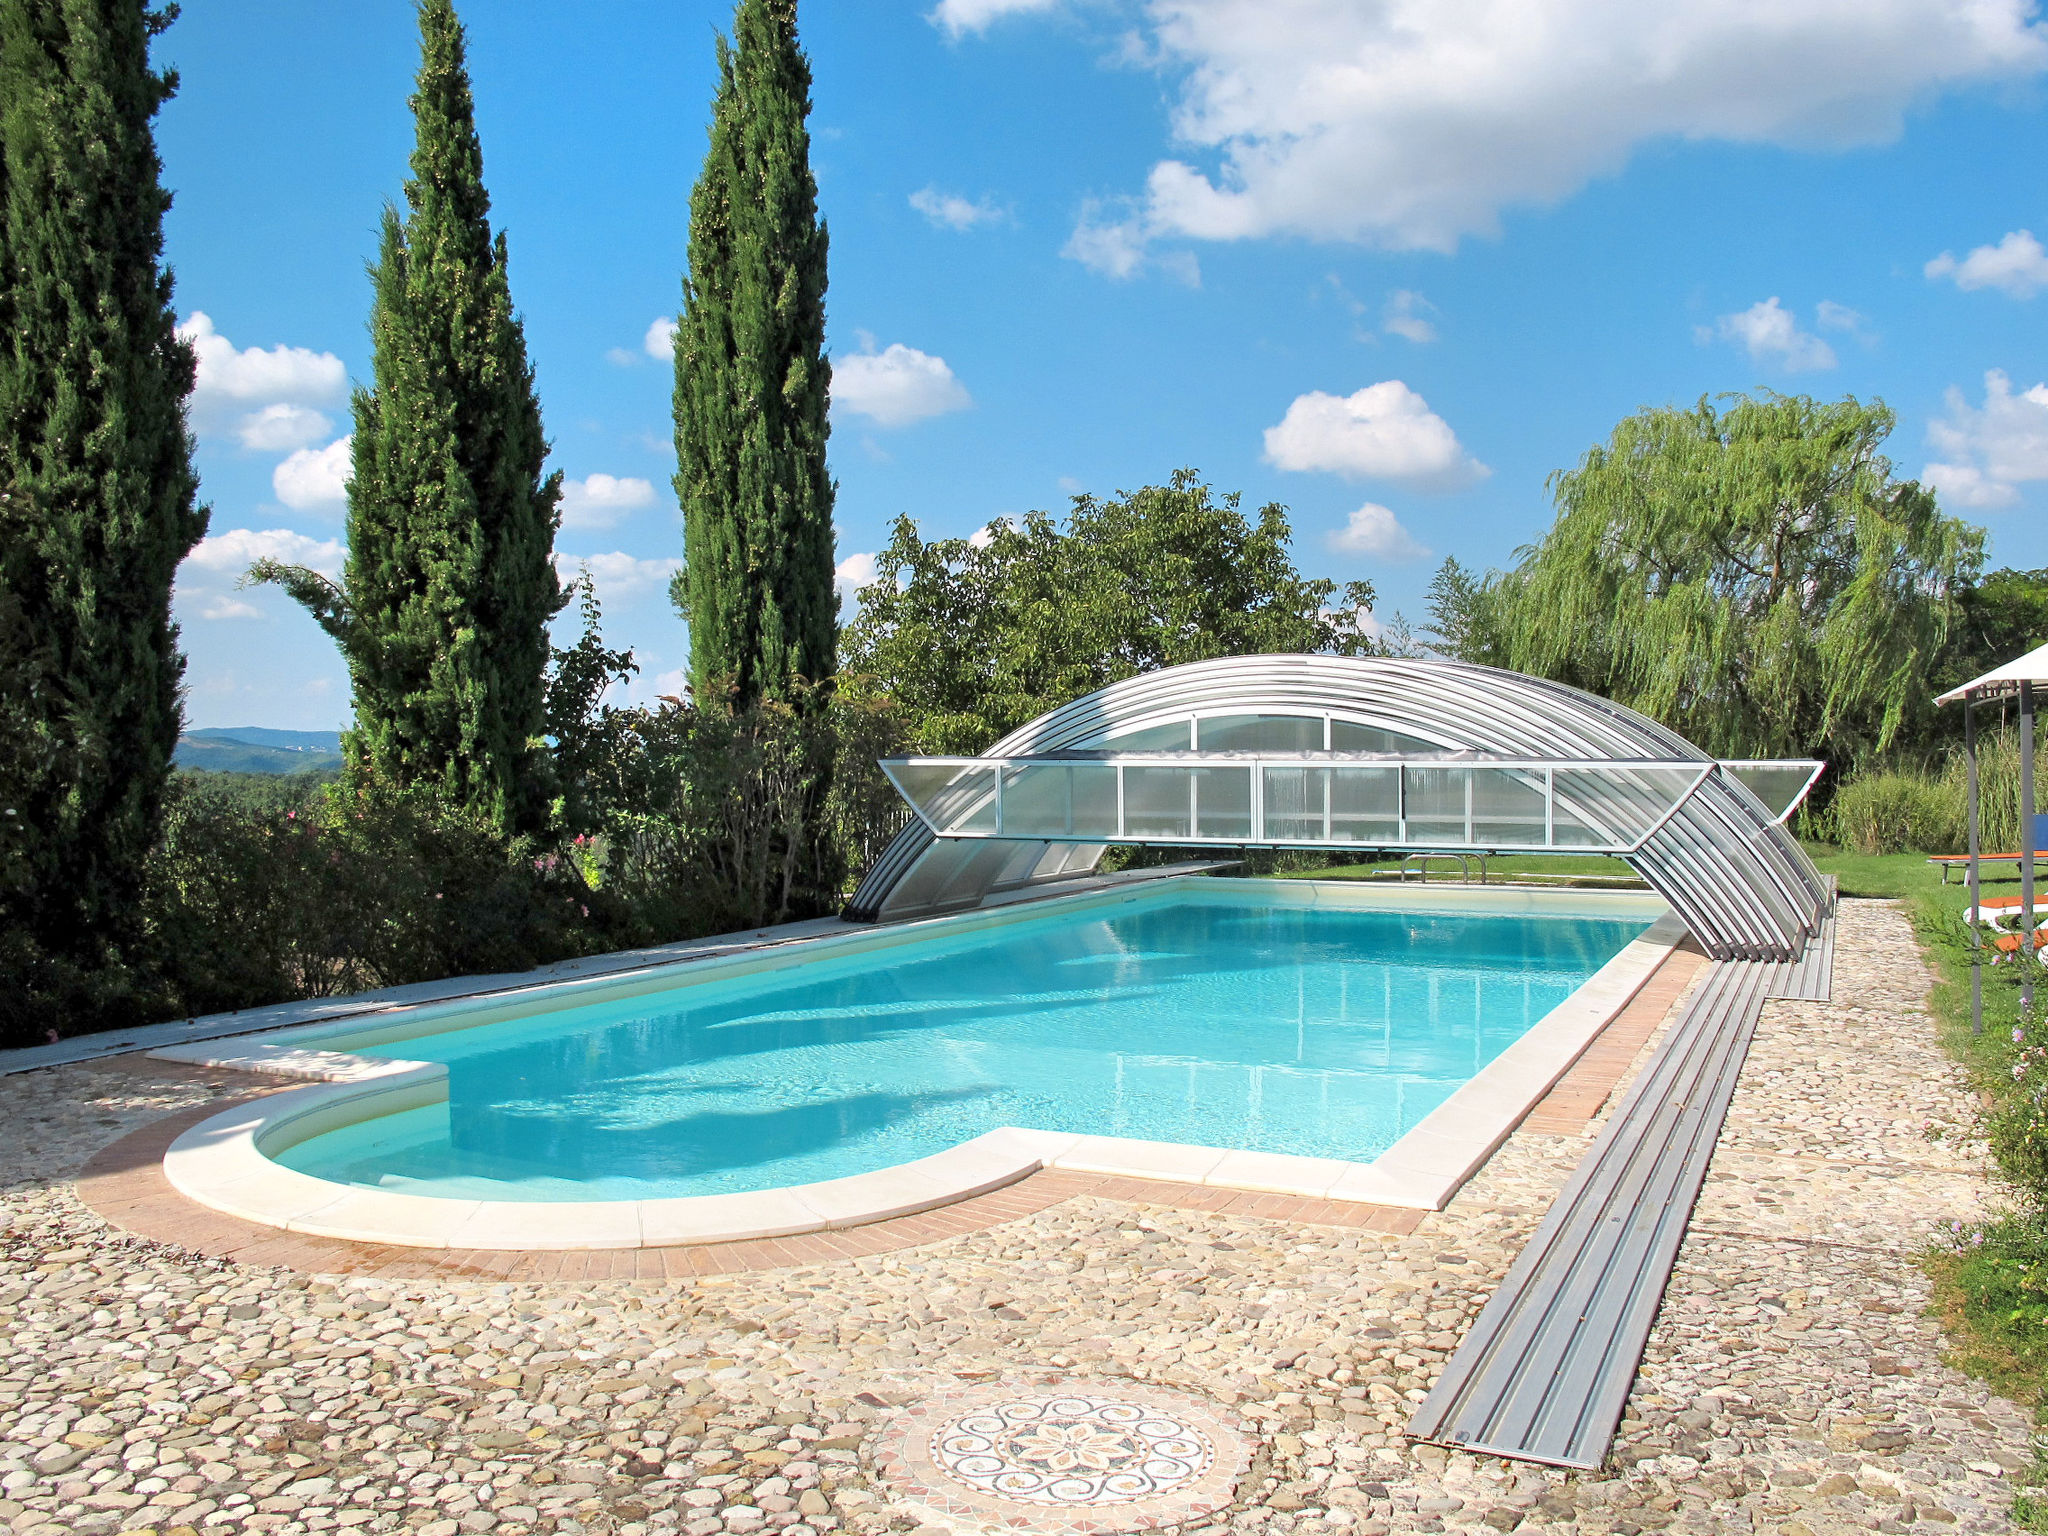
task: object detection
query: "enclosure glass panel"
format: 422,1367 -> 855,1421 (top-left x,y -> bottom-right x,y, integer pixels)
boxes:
1193,766 -> 1254,839
1068,764 -> 1120,837
998,764 -> 1120,838
1329,767 -> 1401,843
1404,767 -> 1471,843
1123,767 -> 1193,838
1331,720 -> 1441,754
1471,768 -> 1548,846
1263,766 -> 1328,841
1196,714 -> 1325,752
1549,792 -> 1612,848
1722,763 -> 1818,822
887,763 -> 998,834
1548,768 -> 1696,848
1098,719 -> 1193,751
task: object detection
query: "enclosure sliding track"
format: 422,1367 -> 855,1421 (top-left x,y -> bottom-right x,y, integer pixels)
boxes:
1764,906 -> 1835,1002
1406,958 -> 1773,1469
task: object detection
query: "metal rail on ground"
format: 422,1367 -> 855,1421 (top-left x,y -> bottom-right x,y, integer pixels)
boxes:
1406,957 -> 1774,1469
1765,905 -> 1835,1002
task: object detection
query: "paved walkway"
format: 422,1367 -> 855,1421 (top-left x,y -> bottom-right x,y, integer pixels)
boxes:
0,899 -> 2030,1536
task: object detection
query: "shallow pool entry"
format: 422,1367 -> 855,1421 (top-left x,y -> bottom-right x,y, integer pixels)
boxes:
275,890 -> 1647,1201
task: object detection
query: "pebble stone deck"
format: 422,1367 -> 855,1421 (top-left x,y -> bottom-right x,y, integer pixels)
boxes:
0,897 -> 2032,1536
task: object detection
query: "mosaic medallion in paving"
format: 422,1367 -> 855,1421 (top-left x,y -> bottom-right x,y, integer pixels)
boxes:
870,1380 -> 1252,1534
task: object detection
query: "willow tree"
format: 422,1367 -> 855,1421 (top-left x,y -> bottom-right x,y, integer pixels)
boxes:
254,0 -> 561,835
0,0 -> 206,1032
672,0 -> 834,709
1470,393 -> 1981,764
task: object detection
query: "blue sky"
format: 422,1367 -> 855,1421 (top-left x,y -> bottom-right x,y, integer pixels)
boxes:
161,0 -> 2048,730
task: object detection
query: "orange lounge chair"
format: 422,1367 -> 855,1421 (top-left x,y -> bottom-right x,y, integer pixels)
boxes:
1991,926 -> 2047,963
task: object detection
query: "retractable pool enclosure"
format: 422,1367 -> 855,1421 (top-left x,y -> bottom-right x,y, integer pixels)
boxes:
847,655 -> 1831,962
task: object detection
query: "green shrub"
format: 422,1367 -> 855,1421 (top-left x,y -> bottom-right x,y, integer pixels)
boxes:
1830,769 -> 1963,855
141,775 -> 621,1023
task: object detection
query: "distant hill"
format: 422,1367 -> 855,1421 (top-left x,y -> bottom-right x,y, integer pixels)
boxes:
175,727 -> 344,777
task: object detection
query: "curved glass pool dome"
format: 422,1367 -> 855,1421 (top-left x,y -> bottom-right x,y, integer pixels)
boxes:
847,654 -> 1830,962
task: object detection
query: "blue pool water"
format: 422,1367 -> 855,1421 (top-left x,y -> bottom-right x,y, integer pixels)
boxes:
277,891 -> 1647,1201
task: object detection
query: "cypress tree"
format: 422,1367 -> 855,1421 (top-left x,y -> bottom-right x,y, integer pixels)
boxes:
0,0 -> 207,1026
673,0 -> 835,708
256,0 -> 562,836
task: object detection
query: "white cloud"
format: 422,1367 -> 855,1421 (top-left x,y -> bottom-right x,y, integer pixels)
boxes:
559,473 -> 657,531
1382,290 -> 1437,344
1000,0 -> 2048,263
833,342 -> 972,428
200,596 -> 265,622
182,527 -> 347,581
1327,502 -> 1430,562
1263,381 -> 1489,491
1924,369 -> 2048,508
1063,198 -> 1202,284
929,0 -> 1060,38
235,403 -> 333,453
177,312 -> 347,442
1814,299 -> 1873,337
273,436 -> 353,512
910,186 -> 1005,231
1709,297 -> 1837,372
835,551 -> 879,606
1063,202 -> 1151,279
644,316 -> 678,359
554,551 -> 684,602
1926,229 -> 2048,298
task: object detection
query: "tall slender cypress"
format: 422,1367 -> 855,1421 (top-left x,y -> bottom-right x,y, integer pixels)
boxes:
673,0 -> 835,708
257,0 -> 561,835
0,0 -> 206,1021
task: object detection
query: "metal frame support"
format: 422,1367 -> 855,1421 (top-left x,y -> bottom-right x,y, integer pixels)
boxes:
1968,695 -> 1982,1035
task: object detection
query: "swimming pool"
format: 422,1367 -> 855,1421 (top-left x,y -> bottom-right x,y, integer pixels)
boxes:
158,879 -> 1681,1248
273,885 -> 1647,1201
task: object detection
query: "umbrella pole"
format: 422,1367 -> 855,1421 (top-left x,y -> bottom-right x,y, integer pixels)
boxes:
2024,679 -> 2037,1015
1969,694 -> 1982,1035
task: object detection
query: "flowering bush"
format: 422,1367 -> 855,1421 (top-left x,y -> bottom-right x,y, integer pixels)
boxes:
1985,1002 -> 2048,1200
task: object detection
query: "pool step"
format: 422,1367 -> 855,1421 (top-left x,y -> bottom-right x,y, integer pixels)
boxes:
1406,957 -> 1772,1469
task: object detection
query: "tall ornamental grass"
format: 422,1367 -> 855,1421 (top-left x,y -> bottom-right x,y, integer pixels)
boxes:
1831,727 -> 2028,856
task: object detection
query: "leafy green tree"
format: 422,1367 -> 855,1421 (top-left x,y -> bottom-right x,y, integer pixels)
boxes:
1421,556 -> 1495,662
0,0 -> 206,1033
671,0 -> 834,709
254,0 -> 561,836
1446,393 -> 1981,765
1949,566 -> 2048,687
840,471 -> 1382,753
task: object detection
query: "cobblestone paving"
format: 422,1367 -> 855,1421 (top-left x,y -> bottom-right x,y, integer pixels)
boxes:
0,899 -> 2031,1536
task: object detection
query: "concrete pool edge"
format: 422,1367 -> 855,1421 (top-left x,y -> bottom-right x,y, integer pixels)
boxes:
153,883 -> 1685,1251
